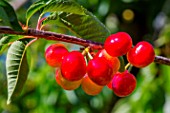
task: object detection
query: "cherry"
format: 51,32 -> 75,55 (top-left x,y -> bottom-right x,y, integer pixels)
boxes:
107,80 -> 113,90
95,49 -> 120,75
55,69 -> 82,90
45,43 -> 69,67
61,51 -> 86,81
81,74 -> 103,95
87,57 -> 113,86
127,41 -> 155,68
112,70 -> 136,97
104,32 -> 132,57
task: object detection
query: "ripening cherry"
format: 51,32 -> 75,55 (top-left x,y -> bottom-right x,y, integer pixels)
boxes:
81,74 -> 103,95
104,32 -> 132,57
95,49 -> 120,75
55,69 -> 82,90
112,70 -> 136,97
61,51 -> 86,81
87,57 -> 113,86
45,43 -> 69,67
127,41 -> 155,68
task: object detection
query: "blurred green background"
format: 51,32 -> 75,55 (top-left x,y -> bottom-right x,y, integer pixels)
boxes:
1,0 -> 170,113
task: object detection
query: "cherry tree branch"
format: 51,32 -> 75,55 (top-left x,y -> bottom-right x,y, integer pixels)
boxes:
0,26 -> 103,50
0,26 -> 170,66
154,56 -> 170,65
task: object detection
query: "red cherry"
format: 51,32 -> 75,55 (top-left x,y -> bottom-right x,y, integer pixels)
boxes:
81,74 -> 103,95
127,41 -> 155,68
104,32 -> 132,57
107,80 -> 113,90
55,69 -> 82,90
45,43 -> 69,67
95,49 -> 120,75
87,57 -> 113,86
61,51 -> 86,81
112,70 -> 136,97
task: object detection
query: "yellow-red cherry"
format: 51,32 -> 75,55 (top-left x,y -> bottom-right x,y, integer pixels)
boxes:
104,32 -> 132,57
112,70 -> 136,97
81,74 -> 103,96
45,43 -> 69,67
95,49 -> 120,75
61,51 -> 86,81
87,57 -> 113,86
55,69 -> 82,90
127,41 -> 155,68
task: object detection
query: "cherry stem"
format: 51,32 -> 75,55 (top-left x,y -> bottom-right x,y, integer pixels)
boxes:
36,17 -> 47,30
82,47 -> 93,60
87,52 -> 93,60
125,63 -> 133,72
82,46 -> 90,56
26,38 -> 38,48
0,26 -> 170,66
125,63 -> 131,70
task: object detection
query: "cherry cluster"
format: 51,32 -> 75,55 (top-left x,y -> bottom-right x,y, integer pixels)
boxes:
44,32 -> 155,97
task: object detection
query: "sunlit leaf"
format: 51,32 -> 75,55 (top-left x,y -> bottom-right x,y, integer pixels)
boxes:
43,11 -> 110,43
26,0 -> 86,25
26,0 -> 49,25
6,41 -> 29,104
0,0 -> 22,31
42,0 -> 85,15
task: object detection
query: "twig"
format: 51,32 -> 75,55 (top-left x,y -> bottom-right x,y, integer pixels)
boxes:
0,26 -> 103,50
154,56 -> 170,65
0,26 -> 170,66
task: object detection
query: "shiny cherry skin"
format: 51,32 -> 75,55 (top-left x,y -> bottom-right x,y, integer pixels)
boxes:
87,57 -> 113,86
127,41 -> 155,68
56,69 -> 82,90
45,43 -> 69,67
112,70 -> 136,97
81,74 -> 103,96
95,49 -> 120,75
61,51 -> 86,81
104,32 -> 132,57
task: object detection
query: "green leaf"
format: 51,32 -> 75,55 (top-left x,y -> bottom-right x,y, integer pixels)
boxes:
26,0 -> 49,25
6,41 -> 29,104
42,12 -> 65,27
26,0 -> 86,26
27,0 -> 110,42
0,35 -> 23,55
43,11 -> 110,42
0,0 -> 22,31
0,7 -> 10,26
42,0 -> 85,15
